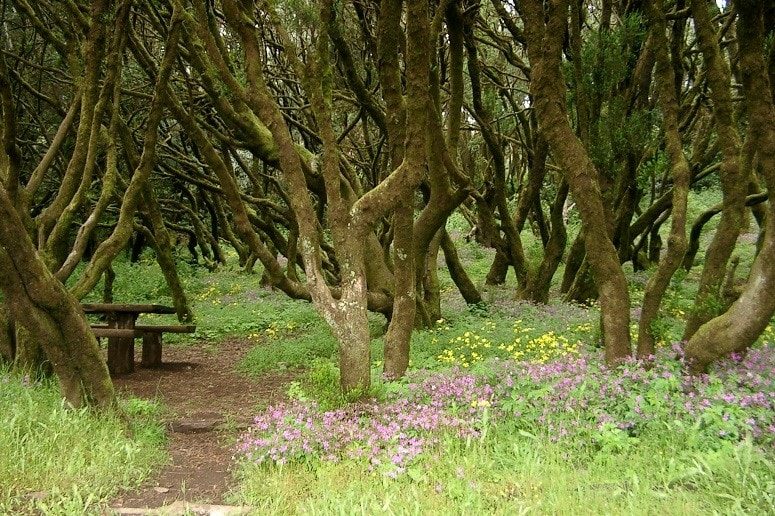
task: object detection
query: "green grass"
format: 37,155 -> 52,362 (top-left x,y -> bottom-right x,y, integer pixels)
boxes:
238,324 -> 338,376
0,370 -> 166,513
231,423 -> 774,515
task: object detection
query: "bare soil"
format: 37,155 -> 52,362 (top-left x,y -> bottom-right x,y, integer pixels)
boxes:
109,338 -> 296,510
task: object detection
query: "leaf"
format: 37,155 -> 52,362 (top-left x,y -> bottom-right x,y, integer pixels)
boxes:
407,466 -> 426,482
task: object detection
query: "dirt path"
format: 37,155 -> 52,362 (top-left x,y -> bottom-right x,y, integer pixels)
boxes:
110,338 -> 295,510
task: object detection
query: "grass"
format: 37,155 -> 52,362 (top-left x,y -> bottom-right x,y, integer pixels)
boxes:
0,369 -> 166,513
230,321 -> 775,514
226,190 -> 774,513
233,426 -> 773,515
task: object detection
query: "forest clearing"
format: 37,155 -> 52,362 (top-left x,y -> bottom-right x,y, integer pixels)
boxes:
1,0 -> 774,514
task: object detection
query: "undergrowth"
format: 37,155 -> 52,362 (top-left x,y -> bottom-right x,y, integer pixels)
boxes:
0,369 -> 166,513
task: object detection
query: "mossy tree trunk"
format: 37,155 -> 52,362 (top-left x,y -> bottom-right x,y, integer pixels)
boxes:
685,0 -> 775,371
222,0 -> 430,393
0,305 -> 14,364
522,182 -> 569,304
441,229 -> 482,305
560,233 -> 585,294
683,0 -> 748,340
1,23 -> 111,406
521,0 -> 632,365
0,188 -> 114,408
637,0 -> 690,359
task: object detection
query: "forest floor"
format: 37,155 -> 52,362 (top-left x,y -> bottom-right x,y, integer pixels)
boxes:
109,339 -> 296,511
3,206 -> 773,513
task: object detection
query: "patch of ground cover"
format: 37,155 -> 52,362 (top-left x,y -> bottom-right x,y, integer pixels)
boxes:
232,345 -> 775,514
110,338 -> 297,511
59,188 -> 774,512
234,427 -> 773,515
0,368 -> 165,514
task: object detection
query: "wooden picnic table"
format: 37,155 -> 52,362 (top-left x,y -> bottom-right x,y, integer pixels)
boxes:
82,303 -> 176,375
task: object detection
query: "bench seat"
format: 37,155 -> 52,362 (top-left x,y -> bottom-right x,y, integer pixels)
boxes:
90,323 -> 196,369
135,324 -> 197,333
90,324 -> 196,333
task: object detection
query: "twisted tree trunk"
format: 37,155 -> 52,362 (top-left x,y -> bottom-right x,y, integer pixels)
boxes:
637,0 -> 690,359
522,0 -> 631,365
685,0 -> 775,372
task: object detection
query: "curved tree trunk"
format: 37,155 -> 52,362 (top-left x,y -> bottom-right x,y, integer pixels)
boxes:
565,261 -> 597,304
143,188 -> 193,322
421,231 -> 443,324
0,189 -> 114,408
522,0 -> 631,365
637,0 -> 691,360
0,305 -> 14,364
486,250 -> 510,285
560,233 -> 585,293
441,229 -> 482,304
684,1 -> 775,372
13,325 -> 51,377
683,0 -> 748,340
70,8 -> 184,299
383,203 -> 414,378
522,181 -> 569,303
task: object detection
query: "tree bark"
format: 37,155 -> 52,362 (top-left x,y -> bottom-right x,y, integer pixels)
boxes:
0,305 -> 14,363
441,229 -> 482,304
0,188 -> 114,408
683,0 -> 748,340
685,1 -> 775,371
522,0 -> 631,365
637,0 -> 691,360
560,233 -> 585,294
144,188 -> 193,322
522,181 -> 569,303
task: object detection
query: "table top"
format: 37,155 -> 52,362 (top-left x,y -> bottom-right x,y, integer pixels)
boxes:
81,303 -> 176,315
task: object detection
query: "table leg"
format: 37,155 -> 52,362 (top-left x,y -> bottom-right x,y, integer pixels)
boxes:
107,314 -> 137,375
141,332 -> 162,368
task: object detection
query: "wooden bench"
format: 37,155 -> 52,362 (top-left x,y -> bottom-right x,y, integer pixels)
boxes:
91,323 -> 196,369
83,303 -> 190,374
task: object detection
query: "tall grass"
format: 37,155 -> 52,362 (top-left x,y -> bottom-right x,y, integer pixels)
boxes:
233,424 -> 774,515
0,369 -> 166,513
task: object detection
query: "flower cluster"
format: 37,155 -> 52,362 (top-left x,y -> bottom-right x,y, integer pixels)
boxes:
515,331 -> 580,362
251,320 -> 299,341
493,343 -> 775,448
236,371 -> 494,476
238,343 -> 775,477
436,319 -> 582,367
436,330 -> 494,368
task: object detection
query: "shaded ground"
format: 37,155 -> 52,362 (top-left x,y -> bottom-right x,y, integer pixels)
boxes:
110,338 -> 296,510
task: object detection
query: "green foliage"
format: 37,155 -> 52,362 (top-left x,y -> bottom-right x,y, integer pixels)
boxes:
0,369 -> 166,513
566,13 -> 658,184
638,150 -> 669,192
272,0 -> 318,34
238,326 -> 338,377
231,422 -> 774,514
579,14 -> 647,98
